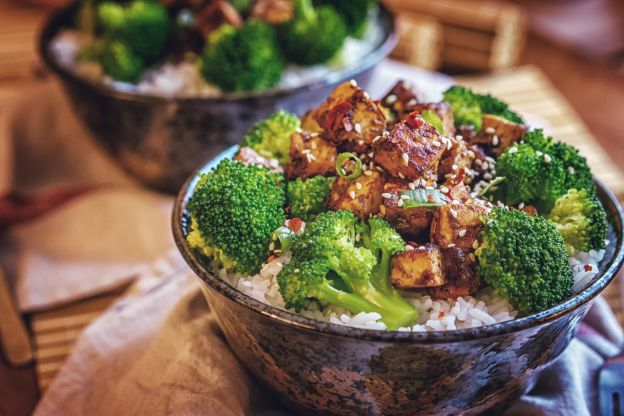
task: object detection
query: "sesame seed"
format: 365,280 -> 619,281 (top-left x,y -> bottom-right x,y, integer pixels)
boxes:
469,253 -> 476,262
309,132 -> 319,137
401,194 -> 410,200
377,166 -> 385,173
481,161 -> 489,170
349,191 -> 356,199
386,94 -> 397,104
432,141 -> 441,147
440,185 -> 449,193
311,142 -> 318,150
472,240 -> 479,249
407,98 -> 417,106
373,136 -> 381,143
355,233 -> 360,242
379,205 -> 386,216
568,166 -> 575,174
518,202 -> 525,209
419,246 -> 426,250
382,193 -> 392,198
544,154 -> 552,163
485,127 -> 496,135
358,139 -> 364,145
483,173 -> 493,180
475,159 -> 483,166
296,127 -> 303,133
397,199 -> 404,207
404,245 -> 414,251
363,92 -> 370,99
455,135 -> 463,140
536,150 -> 543,157
363,170 -> 373,176
354,123 -> 362,134
382,131 -> 390,137
458,229 -> 467,237
451,164 -> 459,171
294,268 -> 300,273
491,136 -> 499,146
426,186 -> 434,190
368,152 -> 374,158
508,147 -> 517,154
450,208 -> 458,218
398,172 -> 405,179
269,242 -> 275,250
350,79 -> 357,87
408,182 -> 415,190
447,243 -> 456,248
269,159 -> 279,168
355,182 -> 362,190
402,153 -> 409,166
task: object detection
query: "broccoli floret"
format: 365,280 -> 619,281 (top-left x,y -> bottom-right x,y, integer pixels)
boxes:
97,0 -> 170,62
320,0 -> 375,36
420,110 -> 444,134
277,211 -> 418,329
442,85 -> 524,130
493,129 -> 596,212
241,110 -> 300,165
476,208 -> 573,314
280,0 -> 348,65
99,40 -> 145,83
201,21 -> 283,92
187,159 -> 286,275
547,189 -> 607,253
287,176 -> 335,221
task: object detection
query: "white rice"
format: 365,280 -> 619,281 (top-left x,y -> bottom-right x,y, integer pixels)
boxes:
219,245 -> 607,332
49,19 -> 383,97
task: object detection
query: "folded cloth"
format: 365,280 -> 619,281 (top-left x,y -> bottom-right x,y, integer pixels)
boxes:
34,271 -> 624,415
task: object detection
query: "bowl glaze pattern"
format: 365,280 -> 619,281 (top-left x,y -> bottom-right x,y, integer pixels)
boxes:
39,3 -> 397,193
173,148 -> 624,415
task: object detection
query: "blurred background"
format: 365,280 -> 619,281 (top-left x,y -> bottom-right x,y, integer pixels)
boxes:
1,0 -> 624,414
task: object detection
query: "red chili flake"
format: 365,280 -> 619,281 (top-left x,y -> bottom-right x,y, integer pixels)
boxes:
285,206 -> 291,215
407,241 -> 419,247
584,264 -> 593,272
287,217 -> 303,233
439,311 -> 445,317
267,255 -> 278,262
404,112 -> 424,129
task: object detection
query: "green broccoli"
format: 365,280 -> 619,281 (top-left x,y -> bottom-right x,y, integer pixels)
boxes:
287,176 -> 335,221
277,211 -> 418,329
442,85 -> 524,130
201,21 -> 283,92
187,159 -> 286,275
241,110 -> 300,165
280,0 -> 348,65
97,0 -> 170,62
493,129 -> 596,212
99,40 -> 145,83
476,208 -> 573,314
420,110 -> 444,134
547,189 -> 607,253
320,0 -> 375,36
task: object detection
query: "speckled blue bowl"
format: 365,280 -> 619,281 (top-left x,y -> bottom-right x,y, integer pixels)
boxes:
39,2 -> 397,193
173,147 -> 624,415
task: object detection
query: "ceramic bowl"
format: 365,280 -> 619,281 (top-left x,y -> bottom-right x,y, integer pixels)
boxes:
172,147 -> 624,415
39,3 -> 397,193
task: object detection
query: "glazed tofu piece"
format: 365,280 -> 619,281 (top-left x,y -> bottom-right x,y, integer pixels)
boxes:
234,146 -> 283,173
327,170 -> 384,219
285,131 -> 337,179
411,102 -> 455,137
479,115 -> 528,156
381,80 -> 419,121
430,204 -> 486,249
318,82 -> 388,147
374,113 -> 446,181
390,245 -> 446,289
300,110 -> 323,133
438,136 -> 474,180
251,0 -> 293,24
429,247 -> 482,299
380,181 -> 434,240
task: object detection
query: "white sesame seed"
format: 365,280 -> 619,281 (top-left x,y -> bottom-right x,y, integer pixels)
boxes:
397,199 -> 404,207
518,202 -> 525,209
426,186 -> 434,190
483,173 -> 493,180
386,94 -> 397,104
363,92 -> 370,99
419,246 -> 426,250
354,123 -> 362,134
407,98 -> 417,106
568,166 -> 575,174
404,245 -> 414,251
481,161 -> 489,170
536,150 -> 543,157
358,139 -> 364,145
349,191 -> 356,199
544,154 -> 552,163
450,209 -> 458,218
440,185 -> 449,193
400,194 -> 410,200
408,182 -> 415,190
458,229 -> 467,237
485,127 -> 496,135
432,141 -> 441,147
368,152 -> 374,158
350,79 -> 357,87
363,170 -> 373,176
469,253 -> 476,262
309,131 -> 320,137
382,193 -> 392,198
455,135 -> 463,140
269,242 -> 275,250
398,172 -> 405,179
294,268 -> 300,273
447,243 -> 456,248
508,147 -> 517,154
472,240 -> 479,249
491,136 -> 499,146
373,136 -> 381,143
311,142 -> 318,150
354,182 -> 362,191
451,164 -> 459,171
402,153 -> 409,166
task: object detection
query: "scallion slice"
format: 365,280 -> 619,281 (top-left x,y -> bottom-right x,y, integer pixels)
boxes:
336,152 -> 363,180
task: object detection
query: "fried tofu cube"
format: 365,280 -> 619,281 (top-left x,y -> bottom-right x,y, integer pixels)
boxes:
429,247 -> 482,299
300,110 -> 323,133
327,170 -> 384,219
438,136 -> 475,180
374,113 -> 445,181
317,82 -> 387,147
479,115 -> 528,156
381,80 -> 419,121
390,245 -> 446,289
285,131 -> 337,179
380,181 -> 434,240
234,146 -> 283,173
430,204 -> 486,249
412,102 -> 455,137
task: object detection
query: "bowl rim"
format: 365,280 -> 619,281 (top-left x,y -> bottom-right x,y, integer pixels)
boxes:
172,146 -> 624,343
38,1 -> 397,104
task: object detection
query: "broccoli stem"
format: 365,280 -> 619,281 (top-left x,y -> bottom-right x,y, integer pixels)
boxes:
310,281 -> 379,314
296,0 -> 315,22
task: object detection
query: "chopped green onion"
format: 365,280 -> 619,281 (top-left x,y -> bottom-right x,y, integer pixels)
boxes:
478,176 -> 506,196
400,189 -> 447,209
336,152 -> 363,180
272,226 -> 295,252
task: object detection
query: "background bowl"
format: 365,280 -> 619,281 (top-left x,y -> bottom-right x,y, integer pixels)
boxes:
39,3 -> 397,193
173,147 -> 624,416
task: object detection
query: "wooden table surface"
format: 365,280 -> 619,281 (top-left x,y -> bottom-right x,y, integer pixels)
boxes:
2,0 -> 624,415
